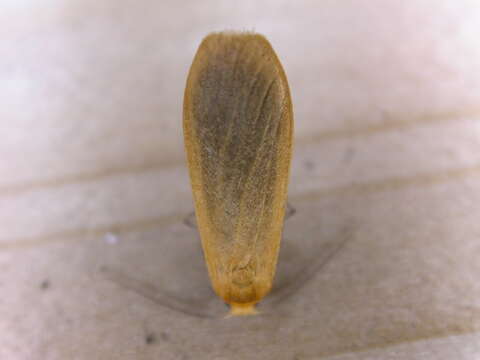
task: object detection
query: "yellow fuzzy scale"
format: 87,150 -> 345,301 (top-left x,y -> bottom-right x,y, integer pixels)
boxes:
183,32 -> 293,316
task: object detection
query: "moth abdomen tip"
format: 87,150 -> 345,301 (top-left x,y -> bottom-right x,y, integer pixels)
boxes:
227,302 -> 258,317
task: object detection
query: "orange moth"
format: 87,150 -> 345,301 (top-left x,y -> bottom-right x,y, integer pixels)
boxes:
183,32 -> 293,315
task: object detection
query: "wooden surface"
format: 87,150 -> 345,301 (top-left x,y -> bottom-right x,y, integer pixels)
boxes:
1,0 -> 480,359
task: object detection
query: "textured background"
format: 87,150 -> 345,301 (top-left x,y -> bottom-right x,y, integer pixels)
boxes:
1,1 -> 480,359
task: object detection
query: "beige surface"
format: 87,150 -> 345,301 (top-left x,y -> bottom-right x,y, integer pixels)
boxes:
1,0 -> 480,359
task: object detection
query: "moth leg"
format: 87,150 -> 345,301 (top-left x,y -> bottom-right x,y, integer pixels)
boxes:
183,211 -> 197,229
267,225 -> 354,306
99,266 -> 214,319
285,202 -> 296,220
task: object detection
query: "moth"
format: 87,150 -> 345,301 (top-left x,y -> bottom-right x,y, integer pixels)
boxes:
183,32 -> 293,315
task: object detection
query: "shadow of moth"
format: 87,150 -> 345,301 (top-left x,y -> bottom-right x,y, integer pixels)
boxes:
183,32 -> 293,316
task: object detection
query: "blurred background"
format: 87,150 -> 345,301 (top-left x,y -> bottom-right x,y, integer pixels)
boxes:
1,0 -> 480,359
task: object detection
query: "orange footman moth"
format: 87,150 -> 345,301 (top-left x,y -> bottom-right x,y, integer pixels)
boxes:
183,32 -> 293,316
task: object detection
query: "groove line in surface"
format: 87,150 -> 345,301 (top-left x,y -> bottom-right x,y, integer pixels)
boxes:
0,213 -> 184,251
2,163 -> 480,251
297,107 -> 480,145
0,158 -> 184,197
294,164 -> 480,202
311,328 -> 479,360
1,108 -> 478,197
